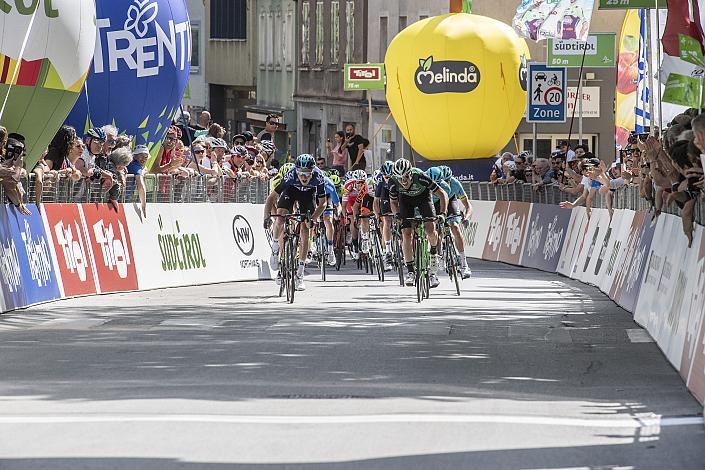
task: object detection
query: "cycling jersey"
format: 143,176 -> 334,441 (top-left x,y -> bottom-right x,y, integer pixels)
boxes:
446,177 -> 468,200
388,168 -> 438,199
431,180 -> 452,204
323,176 -> 340,206
275,167 -> 327,215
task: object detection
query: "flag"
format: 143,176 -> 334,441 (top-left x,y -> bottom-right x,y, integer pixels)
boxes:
512,0 -> 595,42
636,9 -> 651,132
659,0 -> 705,102
615,9 -> 641,147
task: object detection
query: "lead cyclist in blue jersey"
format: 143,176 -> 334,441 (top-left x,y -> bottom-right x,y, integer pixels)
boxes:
426,166 -> 473,279
264,154 -> 328,291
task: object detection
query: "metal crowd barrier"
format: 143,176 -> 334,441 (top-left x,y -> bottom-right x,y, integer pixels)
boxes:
462,181 -> 705,226
15,174 -> 271,205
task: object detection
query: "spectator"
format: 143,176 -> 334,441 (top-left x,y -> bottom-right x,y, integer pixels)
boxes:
0,126 -> 7,158
507,154 -> 529,183
33,125 -> 81,209
0,137 -> 31,215
250,155 -> 270,180
105,147 -> 132,211
232,134 -> 246,147
548,156 -> 565,183
343,123 -> 369,171
113,134 -> 133,150
259,140 -> 277,169
257,114 -> 279,142
243,131 -> 256,146
75,127 -> 114,198
327,131 -> 348,175
208,123 -> 225,139
101,125 -> 118,156
317,155 -> 329,172
531,158 -> 553,189
491,152 -> 514,182
557,140 -> 576,161
150,127 -> 184,174
230,145 -> 252,175
198,110 -> 211,130
127,145 -> 149,216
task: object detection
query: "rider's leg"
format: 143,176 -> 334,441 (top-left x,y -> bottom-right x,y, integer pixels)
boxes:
401,227 -> 414,268
382,216 -> 392,254
324,214 -> 335,254
298,223 -> 310,277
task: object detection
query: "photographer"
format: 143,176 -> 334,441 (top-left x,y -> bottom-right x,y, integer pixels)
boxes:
0,138 -> 31,215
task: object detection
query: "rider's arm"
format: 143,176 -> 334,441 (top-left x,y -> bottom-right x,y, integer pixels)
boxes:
310,184 -> 328,221
433,185 -> 449,215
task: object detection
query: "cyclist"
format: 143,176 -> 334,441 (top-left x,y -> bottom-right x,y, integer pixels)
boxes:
355,177 -> 377,254
374,161 -> 395,271
439,166 -> 473,278
427,166 -> 473,279
264,154 -> 327,291
388,159 -> 448,288
321,172 -> 341,266
342,169 -> 367,259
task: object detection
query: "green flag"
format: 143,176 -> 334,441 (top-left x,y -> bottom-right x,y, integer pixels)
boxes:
463,0 -> 472,13
678,34 -> 705,68
662,73 -> 703,108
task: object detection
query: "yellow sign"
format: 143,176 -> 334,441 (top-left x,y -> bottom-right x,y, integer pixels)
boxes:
385,13 -> 530,160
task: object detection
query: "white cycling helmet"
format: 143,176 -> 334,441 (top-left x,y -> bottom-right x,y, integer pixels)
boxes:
353,169 -> 367,181
392,158 -> 413,178
366,177 -> 376,194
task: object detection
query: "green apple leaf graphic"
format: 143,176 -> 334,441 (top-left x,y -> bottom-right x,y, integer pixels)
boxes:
422,56 -> 433,71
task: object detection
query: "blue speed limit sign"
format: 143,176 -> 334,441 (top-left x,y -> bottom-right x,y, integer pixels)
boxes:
527,63 -> 566,123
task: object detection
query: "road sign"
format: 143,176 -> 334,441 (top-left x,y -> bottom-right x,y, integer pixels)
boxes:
344,64 -> 386,91
527,63 -> 566,123
598,0 -> 666,8
547,33 -> 616,68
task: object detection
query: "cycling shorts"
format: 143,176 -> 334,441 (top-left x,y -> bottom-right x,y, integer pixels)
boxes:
277,186 -> 319,215
434,197 -> 464,221
397,191 -> 435,229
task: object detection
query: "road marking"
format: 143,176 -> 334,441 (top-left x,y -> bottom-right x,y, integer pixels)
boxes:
0,414 -> 700,428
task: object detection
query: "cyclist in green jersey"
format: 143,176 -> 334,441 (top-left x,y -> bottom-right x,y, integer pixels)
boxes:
388,159 -> 448,288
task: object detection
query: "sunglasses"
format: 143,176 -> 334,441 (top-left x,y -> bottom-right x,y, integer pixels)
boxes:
164,137 -> 176,142
234,140 -> 245,145
297,170 -> 313,177
268,121 -> 279,126
194,149 -> 205,154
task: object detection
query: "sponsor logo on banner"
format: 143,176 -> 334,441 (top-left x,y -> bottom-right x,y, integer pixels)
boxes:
483,202 -> 509,261
232,215 -> 255,256
617,213 -> 656,311
44,205 -> 98,297
683,233 -> 705,399
81,205 -> 138,293
157,215 -> 206,272
522,204 -> 570,272
498,202 -> 531,265
0,205 -> 61,309
415,56 -> 481,94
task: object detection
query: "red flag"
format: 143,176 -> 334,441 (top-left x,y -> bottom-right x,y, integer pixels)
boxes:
662,0 -> 705,56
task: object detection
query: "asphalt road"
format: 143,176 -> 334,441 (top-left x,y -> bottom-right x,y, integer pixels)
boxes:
0,260 -> 703,469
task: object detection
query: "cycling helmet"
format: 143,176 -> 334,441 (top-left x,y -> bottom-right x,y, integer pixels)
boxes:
86,127 -> 106,141
392,158 -> 413,178
279,162 -> 295,176
372,169 -> 382,180
233,145 -> 248,157
381,160 -> 395,176
425,167 -> 444,184
352,169 -> 367,181
295,153 -> 316,169
344,171 -> 354,182
260,140 -> 276,154
439,165 -> 453,181
329,174 -> 341,186
366,177 -> 376,195
327,168 -> 341,177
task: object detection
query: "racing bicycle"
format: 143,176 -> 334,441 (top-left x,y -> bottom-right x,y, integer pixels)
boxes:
440,218 -> 462,296
405,216 -> 437,303
272,213 -> 309,303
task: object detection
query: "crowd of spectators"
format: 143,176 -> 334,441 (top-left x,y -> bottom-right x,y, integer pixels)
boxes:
488,109 -> 705,245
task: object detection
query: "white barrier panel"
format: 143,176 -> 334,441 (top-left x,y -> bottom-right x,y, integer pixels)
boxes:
125,203 -> 273,290
482,201 -> 509,262
573,208 -> 610,285
497,202 -> 532,266
462,201 -> 496,259
557,207 -> 589,278
682,227 -> 705,403
598,209 -> 634,295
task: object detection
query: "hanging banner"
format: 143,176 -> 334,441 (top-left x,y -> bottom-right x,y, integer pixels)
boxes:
547,33 -> 617,67
598,0 -> 667,8
615,9 -> 641,147
513,0 -> 596,42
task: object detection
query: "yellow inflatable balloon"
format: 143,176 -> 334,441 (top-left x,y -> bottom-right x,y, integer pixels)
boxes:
385,13 -> 530,160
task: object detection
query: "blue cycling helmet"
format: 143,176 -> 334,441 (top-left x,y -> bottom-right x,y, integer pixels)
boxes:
439,165 -> 453,181
381,160 -> 394,176
295,153 -> 316,169
86,127 -> 106,141
425,167 -> 444,184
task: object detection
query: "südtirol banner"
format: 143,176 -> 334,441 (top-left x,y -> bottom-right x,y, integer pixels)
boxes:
513,0 -> 596,42
547,33 -> 616,68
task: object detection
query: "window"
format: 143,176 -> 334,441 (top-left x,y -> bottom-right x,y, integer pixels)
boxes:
379,17 -> 387,62
285,9 -> 294,67
331,1 -> 340,64
315,2 -> 324,64
419,14 -> 428,21
274,10 -> 282,67
301,2 -> 310,64
267,12 -> 274,66
190,23 -> 200,72
211,0 -> 247,40
258,12 -> 266,67
399,15 -> 407,32
346,1 -> 355,63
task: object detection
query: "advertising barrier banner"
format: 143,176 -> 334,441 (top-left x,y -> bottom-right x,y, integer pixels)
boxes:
599,209 -> 634,295
0,205 -> 61,310
497,202 -> 532,266
684,226 -> 705,402
483,201 -> 510,262
574,209 -> 611,285
81,204 -> 138,293
462,201 -> 496,259
613,211 -> 656,312
521,203 -> 572,273
557,207 -> 589,277
43,204 -> 99,297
